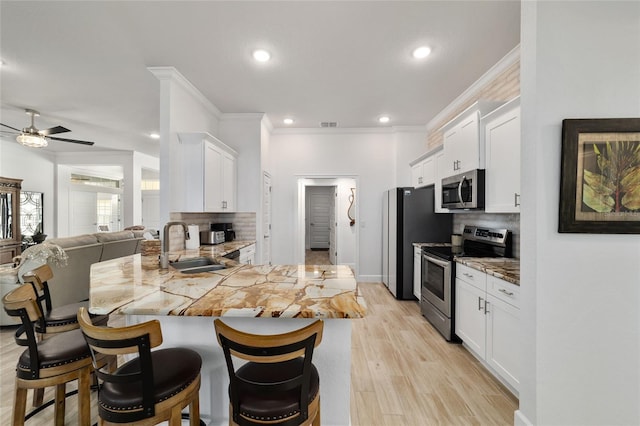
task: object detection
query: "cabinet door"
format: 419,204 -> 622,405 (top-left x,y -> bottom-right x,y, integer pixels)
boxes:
455,278 -> 487,357
486,294 -> 520,392
413,247 -> 421,299
204,143 -> 223,211
434,151 -> 449,213
456,112 -> 480,173
222,152 -> 236,211
442,127 -> 459,177
485,104 -> 521,213
422,156 -> 435,186
411,163 -> 423,188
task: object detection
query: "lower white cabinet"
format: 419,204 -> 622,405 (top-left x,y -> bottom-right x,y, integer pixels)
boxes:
239,244 -> 256,265
413,246 -> 422,299
455,263 -> 520,394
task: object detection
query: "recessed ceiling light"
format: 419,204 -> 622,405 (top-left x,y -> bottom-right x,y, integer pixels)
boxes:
378,116 -> 390,124
412,46 -> 432,59
252,49 -> 271,62
283,118 -> 294,125
149,133 -> 160,139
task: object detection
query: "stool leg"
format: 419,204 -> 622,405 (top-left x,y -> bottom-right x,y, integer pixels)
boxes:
77,367 -> 91,425
189,393 -> 200,426
32,387 -> 44,408
12,382 -> 27,426
169,404 -> 182,426
54,383 -> 66,426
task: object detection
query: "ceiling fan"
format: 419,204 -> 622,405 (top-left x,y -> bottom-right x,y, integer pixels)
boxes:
0,109 -> 95,147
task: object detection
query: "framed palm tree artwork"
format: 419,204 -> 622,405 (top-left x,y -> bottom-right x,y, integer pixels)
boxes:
559,118 -> 640,233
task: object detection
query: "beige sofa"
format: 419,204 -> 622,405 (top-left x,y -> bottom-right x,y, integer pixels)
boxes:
43,230 -> 145,307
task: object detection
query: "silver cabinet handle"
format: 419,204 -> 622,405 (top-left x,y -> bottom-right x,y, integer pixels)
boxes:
484,300 -> 490,314
222,201 -> 228,209
514,193 -> 521,207
463,272 -> 474,279
498,288 -> 514,296
478,296 -> 483,311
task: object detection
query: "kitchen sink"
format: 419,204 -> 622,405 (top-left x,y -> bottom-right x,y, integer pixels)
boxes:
169,257 -> 226,274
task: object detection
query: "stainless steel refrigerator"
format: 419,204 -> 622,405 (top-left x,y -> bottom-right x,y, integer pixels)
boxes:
382,186 -> 452,300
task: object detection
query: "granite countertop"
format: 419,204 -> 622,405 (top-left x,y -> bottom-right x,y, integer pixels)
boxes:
455,257 -> 520,285
89,241 -> 366,319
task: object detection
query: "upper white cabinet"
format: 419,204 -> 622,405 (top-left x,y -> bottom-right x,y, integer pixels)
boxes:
483,97 -> 521,213
178,132 -> 237,212
441,101 -> 504,179
434,150 -> 449,213
410,147 -> 440,188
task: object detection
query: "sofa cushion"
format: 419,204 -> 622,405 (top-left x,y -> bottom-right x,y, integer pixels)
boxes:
101,239 -> 140,261
48,243 -> 103,306
94,230 -> 135,243
47,234 -> 99,249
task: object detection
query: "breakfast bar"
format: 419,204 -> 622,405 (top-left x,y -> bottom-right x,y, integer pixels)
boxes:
88,243 -> 367,426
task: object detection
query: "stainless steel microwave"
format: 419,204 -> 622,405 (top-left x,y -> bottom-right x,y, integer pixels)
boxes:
441,169 -> 485,209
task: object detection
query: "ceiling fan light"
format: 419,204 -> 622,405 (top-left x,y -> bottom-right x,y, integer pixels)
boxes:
17,133 -> 48,148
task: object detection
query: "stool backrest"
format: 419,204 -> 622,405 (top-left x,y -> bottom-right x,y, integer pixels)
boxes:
2,284 -> 48,378
77,307 -> 164,423
214,319 -> 324,425
22,264 -> 55,331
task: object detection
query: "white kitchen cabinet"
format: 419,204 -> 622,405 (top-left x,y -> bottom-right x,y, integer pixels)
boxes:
410,155 -> 436,188
484,97 -> 521,213
441,101 -> 504,179
434,150 -> 449,213
413,246 -> 422,299
455,263 -> 520,394
178,132 -> 237,213
239,244 -> 256,265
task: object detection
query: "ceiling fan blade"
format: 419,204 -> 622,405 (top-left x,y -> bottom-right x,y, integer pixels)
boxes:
0,122 -> 21,132
48,136 -> 95,146
39,125 -> 70,136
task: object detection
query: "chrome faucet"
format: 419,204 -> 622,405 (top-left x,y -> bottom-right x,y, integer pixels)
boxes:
160,221 -> 190,269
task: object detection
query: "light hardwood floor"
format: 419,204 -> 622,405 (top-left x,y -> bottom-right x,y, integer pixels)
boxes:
1,282 -> 517,425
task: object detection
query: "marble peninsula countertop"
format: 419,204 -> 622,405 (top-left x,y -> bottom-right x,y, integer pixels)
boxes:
413,242 -> 520,285
88,241 -> 366,319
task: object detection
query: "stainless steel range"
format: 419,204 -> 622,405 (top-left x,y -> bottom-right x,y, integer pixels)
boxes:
420,225 -> 512,341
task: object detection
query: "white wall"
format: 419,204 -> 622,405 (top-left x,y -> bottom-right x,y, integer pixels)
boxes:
269,130 -> 395,281
519,2 -> 640,425
0,140 -> 55,235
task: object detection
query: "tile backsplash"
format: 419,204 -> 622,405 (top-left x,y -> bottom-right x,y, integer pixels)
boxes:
166,212 -> 257,251
453,212 -> 520,258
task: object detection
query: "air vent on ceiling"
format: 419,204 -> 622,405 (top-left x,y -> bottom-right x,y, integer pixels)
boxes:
320,121 -> 338,128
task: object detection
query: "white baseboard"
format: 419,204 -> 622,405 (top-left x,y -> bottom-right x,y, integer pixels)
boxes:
514,410 -> 533,426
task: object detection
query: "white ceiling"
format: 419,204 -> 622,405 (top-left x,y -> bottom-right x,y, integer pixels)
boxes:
0,1 -> 520,157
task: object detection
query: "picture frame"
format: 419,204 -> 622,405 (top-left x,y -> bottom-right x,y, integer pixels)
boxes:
559,118 -> 640,233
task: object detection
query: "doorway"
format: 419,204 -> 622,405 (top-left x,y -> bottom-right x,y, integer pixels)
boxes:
305,186 -> 334,265
296,177 -> 357,273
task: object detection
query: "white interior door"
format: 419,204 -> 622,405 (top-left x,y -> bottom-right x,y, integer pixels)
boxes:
262,172 -> 272,265
329,186 -> 337,264
141,190 -> 161,231
308,187 -> 331,249
70,191 -> 98,235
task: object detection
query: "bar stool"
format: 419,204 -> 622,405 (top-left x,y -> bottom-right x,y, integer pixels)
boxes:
214,319 -> 324,426
22,264 -> 109,334
2,284 -> 102,426
77,307 -> 202,425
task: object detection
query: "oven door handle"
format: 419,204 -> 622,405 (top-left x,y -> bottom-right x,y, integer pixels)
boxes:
422,253 -> 451,268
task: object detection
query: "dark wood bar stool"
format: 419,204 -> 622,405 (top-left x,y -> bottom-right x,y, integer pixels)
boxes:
214,319 -> 324,426
2,284 -> 102,426
77,307 -> 202,425
22,264 -> 109,334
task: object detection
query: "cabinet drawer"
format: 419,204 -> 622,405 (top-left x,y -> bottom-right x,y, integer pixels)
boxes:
456,263 -> 486,290
487,275 -> 520,308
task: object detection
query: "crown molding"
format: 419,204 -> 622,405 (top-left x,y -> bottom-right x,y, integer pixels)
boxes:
426,44 -> 520,131
148,66 -> 222,119
271,126 -> 397,135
